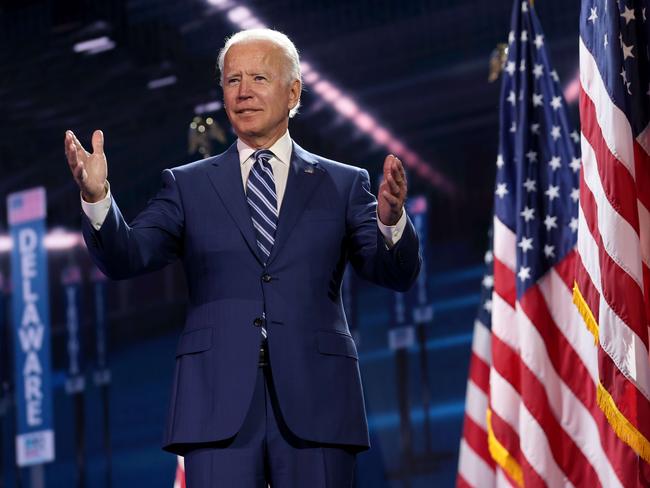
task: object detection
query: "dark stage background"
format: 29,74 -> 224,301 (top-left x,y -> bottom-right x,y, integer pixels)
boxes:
0,0 -> 580,486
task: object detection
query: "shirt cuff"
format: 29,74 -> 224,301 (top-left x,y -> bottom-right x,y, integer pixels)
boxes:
81,182 -> 111,231
377,208 -> 407,249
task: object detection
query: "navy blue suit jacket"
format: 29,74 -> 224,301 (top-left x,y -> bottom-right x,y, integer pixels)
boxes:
82,141 -> 421,455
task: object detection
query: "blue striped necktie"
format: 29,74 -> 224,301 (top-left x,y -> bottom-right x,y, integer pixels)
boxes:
246,149 -> 278,265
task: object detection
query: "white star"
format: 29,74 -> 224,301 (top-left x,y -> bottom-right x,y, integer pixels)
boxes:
521,30 -> 528,42
532,93 -> 544,107
550,125 -> 561,140
544,214 -> 558,231
505,61 -> 516,76
545,184 -> 560,201
643,7 -> 646,21
551,70 -> 559,82
484,250 -> 493,264
484,299 -> 493,312
518,236 -> 534,252
525,150 -> 538,162
507,90 -> 516,106
482,274 -> 494,289
534,34 -> 544,49
521,1 -> 528,12
495,182 -> 509,198
517,266 -> 531,281
571,187 -> 580,202
548,156 -> 562,170
604,33 -> 608,48
622,41 -> 634,60
570,130 -> 580,143
510,122 -> 517,133
508,30 -> 515,44
621,6 -> 635,24
519,60 -> 526,72
588,6 -> 598,23
520,206 -> 535,222
621,67 -> 628,84
551,96 -> 562,110
533,64 -> 544,79
570,157 -> 581,172
569,217 -> 579,232
496,154 -> 505,168
523,178 -> 537,192
544,244 -> 555,258
531,123 -> 540,134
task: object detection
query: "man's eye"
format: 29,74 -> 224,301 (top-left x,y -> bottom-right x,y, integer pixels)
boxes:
227,78 -> 240,85
254,76 -> 267,81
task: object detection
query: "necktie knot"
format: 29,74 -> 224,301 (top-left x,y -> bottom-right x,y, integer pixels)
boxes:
253,149 -> 274,168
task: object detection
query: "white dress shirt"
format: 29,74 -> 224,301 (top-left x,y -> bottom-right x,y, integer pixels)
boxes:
82,130 -> 406,246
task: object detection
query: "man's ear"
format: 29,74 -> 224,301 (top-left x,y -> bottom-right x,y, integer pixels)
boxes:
288,79 -> 302,109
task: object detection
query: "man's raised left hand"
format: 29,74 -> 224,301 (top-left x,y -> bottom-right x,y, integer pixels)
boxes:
377,154 -> 407,226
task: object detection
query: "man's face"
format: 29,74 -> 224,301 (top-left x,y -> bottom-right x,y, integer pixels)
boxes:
222,40 -> 301,148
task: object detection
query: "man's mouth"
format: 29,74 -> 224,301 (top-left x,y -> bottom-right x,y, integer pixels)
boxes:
236,109 -> 261,115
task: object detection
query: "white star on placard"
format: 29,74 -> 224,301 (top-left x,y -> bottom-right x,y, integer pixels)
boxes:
496,154 -> 505,168
510,122 -> 517,133
621,67 -> 628,84
621,6 -> 635,24
604,33 -> 608,48
507,91 -> 516,105
521,30 -> 528,42
588,6 -> 598,23
544,215 -> 558,231
533,64 -> 544,79
520,206 -> 535,222
520,60 -> 526,72
505,61 -> 516,76
518,266 -> 531,281
570,131 -> 580,143
551,70 -> 559,82
484,250 -> 493,263
484,299 -> 493,312
550,126 -> 561,140
534,34 -> 544,49
521,1 -> 528,12
543,244 -> 555,258
508,30 -> 515,44
496,183 -> 509,198
545,184 -> 560,201
531,123 -> 541,134
523,178 -> 537,192
548,156 -> 561,170
525,150 -> 538,162
571,187 -> 580,202
570,157 -> 581,172
518,236 -> 534,252
551,96 -> 562,110
533,93 -> 544,107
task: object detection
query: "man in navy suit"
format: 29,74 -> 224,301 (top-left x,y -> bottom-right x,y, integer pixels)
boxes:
65,28 -> 420,487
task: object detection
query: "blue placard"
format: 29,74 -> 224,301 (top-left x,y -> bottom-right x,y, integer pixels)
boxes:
405,196 -> 433,323
91,267 -> 111,385
62,266 -> 85,394
7,187 -> 55,466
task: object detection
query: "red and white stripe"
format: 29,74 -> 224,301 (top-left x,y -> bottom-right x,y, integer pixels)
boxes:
576,32 -> 650,464
173,456 -> 185,488
487,216 -> 640,487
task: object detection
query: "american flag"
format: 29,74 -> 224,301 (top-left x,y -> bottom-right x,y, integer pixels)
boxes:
459,0 -> 645,486
574,0 -> 650,483
457,241 -> 499,487
173,456 -> 185,488
7,187 -> 46,226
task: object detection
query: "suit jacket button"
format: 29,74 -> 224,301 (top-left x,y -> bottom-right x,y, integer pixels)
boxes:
253,317 -> 264,327
262,273 -> 272,283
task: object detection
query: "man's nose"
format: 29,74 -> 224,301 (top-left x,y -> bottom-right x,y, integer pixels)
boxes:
237,79 -> 252,99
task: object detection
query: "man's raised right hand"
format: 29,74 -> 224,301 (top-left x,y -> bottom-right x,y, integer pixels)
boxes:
65,130 -> 108,203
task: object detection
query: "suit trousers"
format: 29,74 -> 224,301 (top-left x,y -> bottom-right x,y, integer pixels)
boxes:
183,363 -> 357,487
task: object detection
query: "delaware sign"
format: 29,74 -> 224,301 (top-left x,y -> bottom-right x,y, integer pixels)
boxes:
7,187 -> 55,466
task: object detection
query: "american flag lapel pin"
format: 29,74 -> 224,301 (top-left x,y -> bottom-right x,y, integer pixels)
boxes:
304,166 -> 314,174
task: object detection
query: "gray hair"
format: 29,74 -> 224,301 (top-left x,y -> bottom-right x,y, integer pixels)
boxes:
217,28 -> 302,118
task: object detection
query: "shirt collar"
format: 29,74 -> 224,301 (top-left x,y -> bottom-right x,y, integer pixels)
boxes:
237,130 -> 292,167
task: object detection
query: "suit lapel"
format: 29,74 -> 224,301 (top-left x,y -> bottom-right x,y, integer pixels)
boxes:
266,142 -> 326,266
205,143 -> 263,265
